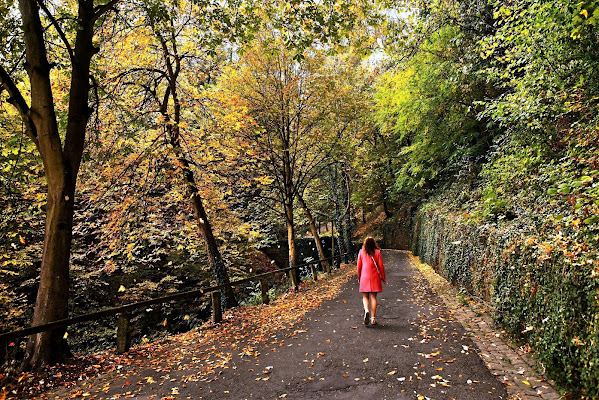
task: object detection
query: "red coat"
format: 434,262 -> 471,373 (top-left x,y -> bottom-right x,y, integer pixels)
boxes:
357,248 -> 386,293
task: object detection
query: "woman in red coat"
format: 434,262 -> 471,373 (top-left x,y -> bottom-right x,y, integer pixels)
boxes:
357,237 -> 386,325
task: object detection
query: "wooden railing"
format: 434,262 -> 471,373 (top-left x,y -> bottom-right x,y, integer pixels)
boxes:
0,253 -> 351,362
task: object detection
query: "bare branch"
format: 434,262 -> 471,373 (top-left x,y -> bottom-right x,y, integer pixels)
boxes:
37,0 -> 75,62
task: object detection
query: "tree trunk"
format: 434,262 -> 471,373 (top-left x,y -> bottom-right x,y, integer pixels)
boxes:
167,120 -> 237,309
23,184 -> 74,369
340,168 -> 354,260
189,180 -> 238,308
295,189 -> 329,273
335,216 -> 346,261
281,119 -> 300,284
19,0 -> 98,370
331,220 -> 335,265
342,213 -> 354,261
155,27 -> 238,309
285,196 -> 299,286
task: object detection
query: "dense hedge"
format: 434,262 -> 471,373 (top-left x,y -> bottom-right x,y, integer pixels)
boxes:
413,208 -> 599,397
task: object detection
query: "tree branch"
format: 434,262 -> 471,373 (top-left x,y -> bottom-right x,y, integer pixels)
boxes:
37,0 -> 74,62
0,65 -> 39,146
92,0 -> 120,25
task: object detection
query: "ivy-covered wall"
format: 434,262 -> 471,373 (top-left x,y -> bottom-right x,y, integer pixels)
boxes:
412,209 -> 599,397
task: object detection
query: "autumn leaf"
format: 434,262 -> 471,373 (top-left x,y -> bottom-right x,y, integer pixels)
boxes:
419,351 -> 440,359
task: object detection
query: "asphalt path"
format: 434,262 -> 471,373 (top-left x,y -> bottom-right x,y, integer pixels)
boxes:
96,250 -> 510,400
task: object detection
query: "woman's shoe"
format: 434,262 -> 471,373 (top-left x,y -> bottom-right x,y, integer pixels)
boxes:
363,310 -> 370,325
370,317 -> 377,325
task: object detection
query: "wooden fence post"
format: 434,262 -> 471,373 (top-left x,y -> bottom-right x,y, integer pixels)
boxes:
116,311 -> 132,354
260,279 -> 270,305
310,263 -> 318,281
212,291 -> 222,323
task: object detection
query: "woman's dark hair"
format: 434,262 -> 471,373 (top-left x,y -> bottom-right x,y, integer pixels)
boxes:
362,237 -> 379,256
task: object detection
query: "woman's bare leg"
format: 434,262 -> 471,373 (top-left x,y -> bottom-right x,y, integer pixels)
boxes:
369,293 -> 378,320
362,293 -> 370,312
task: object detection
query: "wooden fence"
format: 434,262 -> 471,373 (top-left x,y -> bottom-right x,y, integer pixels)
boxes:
0,254 -> 350,364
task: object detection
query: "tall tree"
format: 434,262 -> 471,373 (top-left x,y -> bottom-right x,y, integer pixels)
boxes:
0,0 -> 379,369
0,0 -> 118,370
137,0 -> 241,308
218,40 -> 371,273
293,185 -> 329,271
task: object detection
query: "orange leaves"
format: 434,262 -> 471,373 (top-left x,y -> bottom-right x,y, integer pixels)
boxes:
20,265 -> 354,399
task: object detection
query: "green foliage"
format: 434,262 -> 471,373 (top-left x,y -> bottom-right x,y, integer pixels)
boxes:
374,0 -> 599,396
369,1 -> 498,206
0,1 -> 23,69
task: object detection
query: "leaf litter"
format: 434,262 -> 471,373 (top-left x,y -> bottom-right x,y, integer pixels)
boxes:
5,266 -> 354,399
